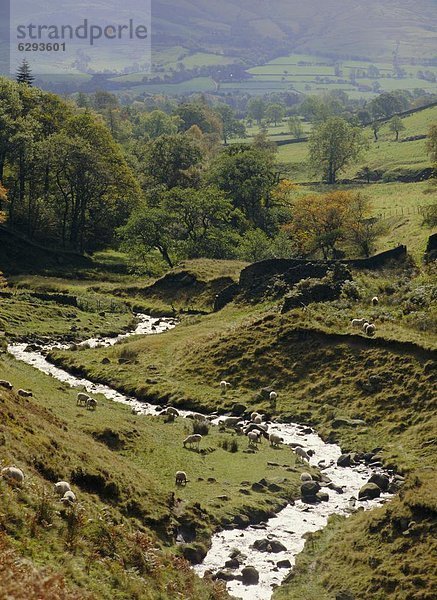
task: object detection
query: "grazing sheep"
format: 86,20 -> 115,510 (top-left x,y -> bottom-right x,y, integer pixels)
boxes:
183,434 -> 202,450
0,380 -> 13,390
77,392 -> 89,406
253,415 -> 263,424
166,407 -> 179,418
294,446 -> 310,463
269,391 -> 277,402
222,416 -> 242,429
86,397 -> 97,411
269,433 -> 284,448
54,481 -> 71,496
220,380 -> 231,394
244,422 -> 269,440
365,323 -> 376,336
1,466 -> 24,484
131,407 -> 140,415
300,472 -> 313,482
175,471 -> 187,486
362,322 -> 370,332
371,296 -> 379,306
247,430 -> 260,447
17,389 -> 32,397
351,318 -> 366,329
251,412 -> 260,422
61,490 -> 76,504
192,412 -> 207,422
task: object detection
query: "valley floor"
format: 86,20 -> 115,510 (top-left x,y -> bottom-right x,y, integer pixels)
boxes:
0,253 -> 436,599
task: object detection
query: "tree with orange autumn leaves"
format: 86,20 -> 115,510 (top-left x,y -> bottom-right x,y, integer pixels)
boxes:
282,190 -> 380,259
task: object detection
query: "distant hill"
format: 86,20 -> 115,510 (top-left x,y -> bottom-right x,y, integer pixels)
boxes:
153,0 -> 437,62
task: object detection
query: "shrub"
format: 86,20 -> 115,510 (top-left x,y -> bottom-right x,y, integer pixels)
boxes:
192,421 -> 209,436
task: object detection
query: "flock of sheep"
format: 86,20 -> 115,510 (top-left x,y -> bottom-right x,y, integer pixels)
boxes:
1,293 -> 382,508
76,392 -> 97,410
1,466 -> 77,504
351,296 -> 379,336
166,386 -> 315,488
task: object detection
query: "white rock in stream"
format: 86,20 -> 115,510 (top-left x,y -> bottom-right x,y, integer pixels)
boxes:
8,313 -> 392,600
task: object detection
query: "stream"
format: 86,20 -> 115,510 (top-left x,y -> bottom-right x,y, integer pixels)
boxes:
8,313 -> 393,600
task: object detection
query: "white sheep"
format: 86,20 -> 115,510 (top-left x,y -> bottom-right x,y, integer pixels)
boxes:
0,380 -> 13,390
253,415 -> 263,424
247,430 -> 260,447
17,389 -> 32,397
175,471 -> 187,485
1,466 -> 24,484
269,391 -> 277,402
61,490 -> 76,503
86,397 -> 97,411
77,392 -> 89,406
365,323 -> 376,336
371,296 -> 379,306
300,472 -> 313,482
351,318 -> 366,328
294,446 -> 310,463
131,407 -> 140,415
220,380 -> 231,394
54,481 -> 71,496
362,322 -> 370,332
269,433 -> 283,448
250,412 -> 260,422
183,434 -> 202,450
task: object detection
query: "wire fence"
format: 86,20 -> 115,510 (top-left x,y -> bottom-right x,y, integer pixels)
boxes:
375,204 -> 436,221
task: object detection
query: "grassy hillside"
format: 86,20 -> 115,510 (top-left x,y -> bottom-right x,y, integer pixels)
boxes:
44,256 -> 436,600
1,243 -> 435,600
277,104 -> 437,182
0,358 -> 230,599
0,348 -> 310,598
274,469 -> 437,600
154,0 -> 437,61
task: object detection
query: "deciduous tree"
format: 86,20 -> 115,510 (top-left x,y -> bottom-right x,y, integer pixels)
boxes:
308,117 -> 367,184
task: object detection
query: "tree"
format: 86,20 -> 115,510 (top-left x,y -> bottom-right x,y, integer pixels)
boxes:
119,204 -> 176,268
299,93 -> 345,123
371,121 -> 380,142
210,147 -> 276,228
247,97 -> 266,125
16,60 -> 34,86
389,116 -> 405,141
119,185 -> 236,267
134,110 -> 180,140
368,92 -> 409,120
346,193 -> 381,257
287,116 -> 303,138
265,103 -> 285,126
146,134 -> 202,189
237,229 -> 272,262
174,102 -> 222,138
285,190 -> 379,259
215,104 -> 246,145
46,112 -> 139,252
163,186 -> 235,258
308,117 -> 368,184
426,124 -> 437,167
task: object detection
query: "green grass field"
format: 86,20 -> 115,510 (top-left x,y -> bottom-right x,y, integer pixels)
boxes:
277,104 -> 437,185
1,238 -> 435,600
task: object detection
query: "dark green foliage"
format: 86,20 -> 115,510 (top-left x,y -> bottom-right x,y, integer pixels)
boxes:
16,59 -> 34,86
